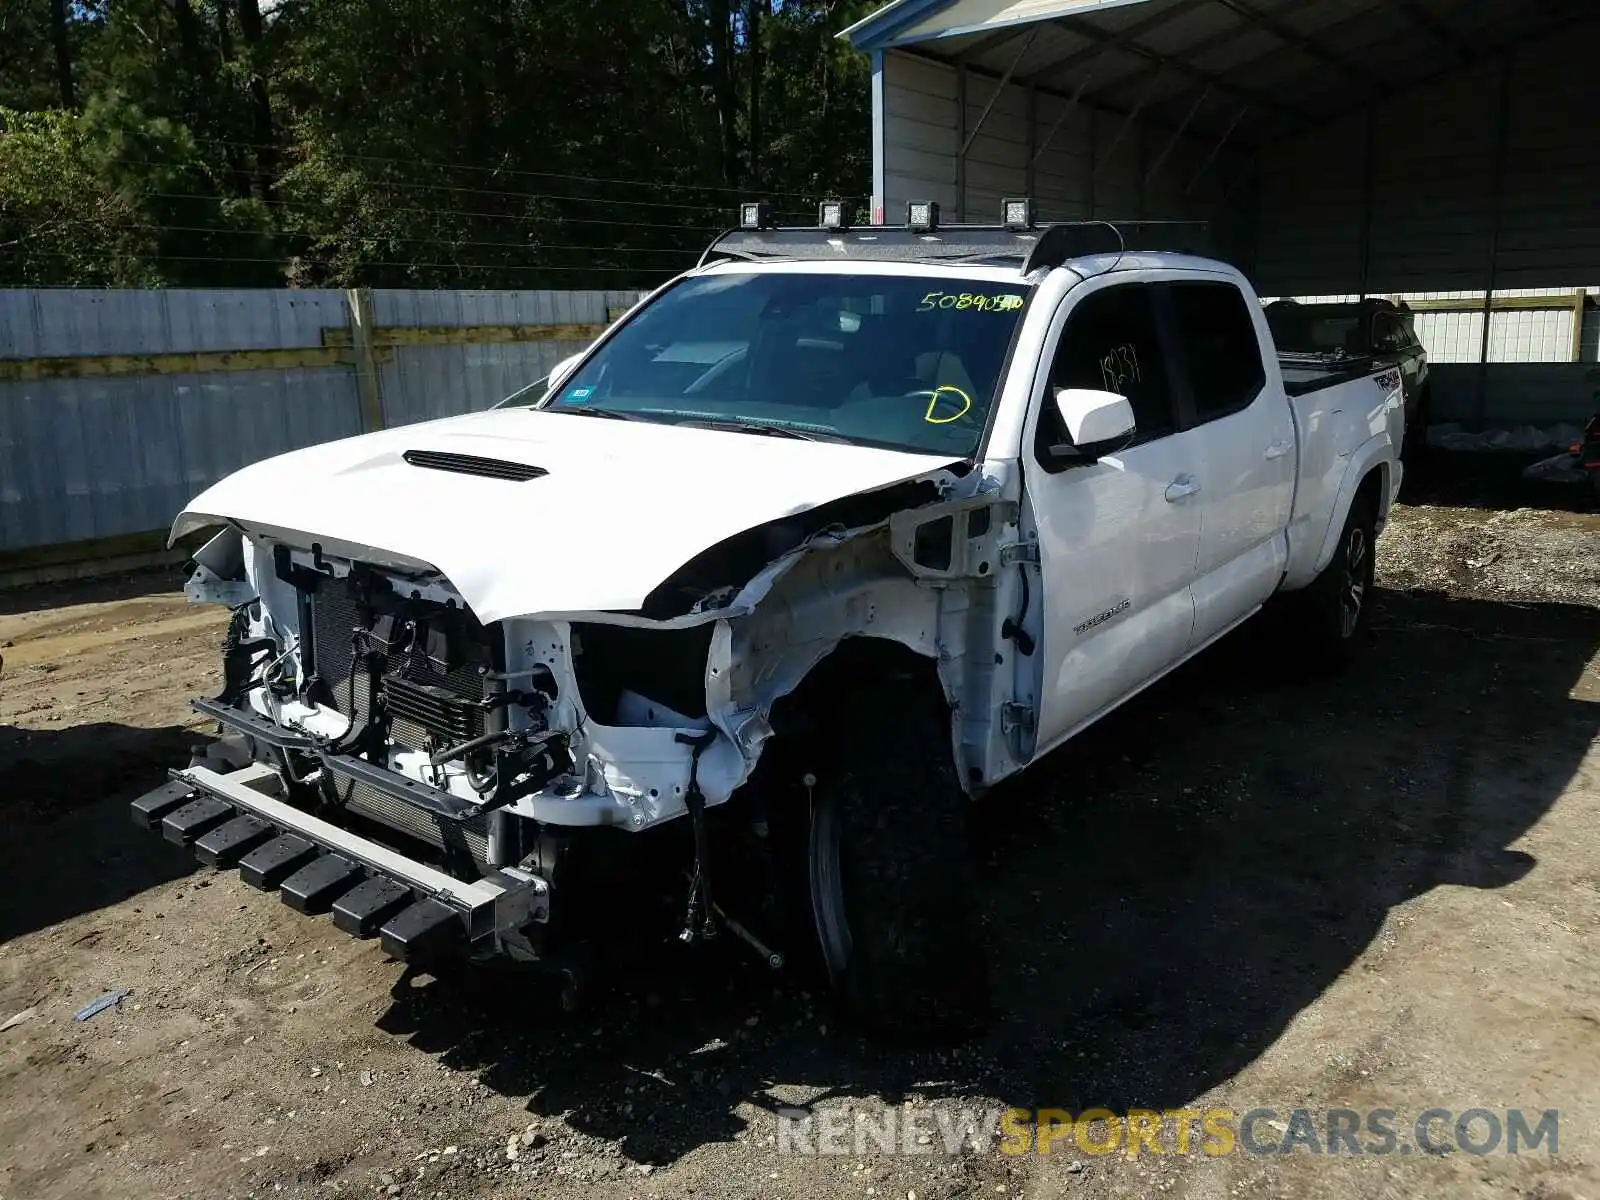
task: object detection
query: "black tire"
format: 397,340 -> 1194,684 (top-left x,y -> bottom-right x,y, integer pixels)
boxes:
1404,387 -> 1431,461
803,687 -> 989,1038
1297,493 -> 1377,673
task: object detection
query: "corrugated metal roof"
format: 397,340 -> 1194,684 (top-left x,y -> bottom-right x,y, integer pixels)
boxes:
898,0 -> 1151,42
846,0 -> 1597,147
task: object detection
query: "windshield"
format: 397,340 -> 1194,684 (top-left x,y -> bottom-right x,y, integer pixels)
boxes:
536,271 -> 1029,455
1266,305 -> 1366,356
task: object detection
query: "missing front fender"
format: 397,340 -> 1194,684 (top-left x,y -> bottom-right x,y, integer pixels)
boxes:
570,622 -> 714,723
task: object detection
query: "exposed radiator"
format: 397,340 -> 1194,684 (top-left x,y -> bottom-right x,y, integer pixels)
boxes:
344,781 -> 490,867
307,578 -> 494,867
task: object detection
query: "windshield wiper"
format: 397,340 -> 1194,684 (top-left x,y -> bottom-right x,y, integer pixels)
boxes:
679,418 -> 850,443
545,405 -> 647,421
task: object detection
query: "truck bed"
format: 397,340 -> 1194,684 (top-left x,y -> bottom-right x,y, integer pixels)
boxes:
1280,357 -> 1405,590
1277,350 -> 1379,398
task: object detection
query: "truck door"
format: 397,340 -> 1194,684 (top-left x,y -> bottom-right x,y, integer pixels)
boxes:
1022,279 -> 1201,757
1162,280 -> 1295,648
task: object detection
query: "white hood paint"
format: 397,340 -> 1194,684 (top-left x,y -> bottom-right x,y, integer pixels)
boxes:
172,408 -> 960,623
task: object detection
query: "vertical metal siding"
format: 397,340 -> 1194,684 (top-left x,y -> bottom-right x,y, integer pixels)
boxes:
883,51 -> 962,215
1088,107 -> 1143,217
0,288 -> 641,553
1032,88 -> 1093,217
372,289 -> 642,429
1258,31 -> 1600,297
0,288 -> 349,356
1497,36 -> 1600,290
1487,309 -> 1573,363
1255,108 -> 1372,297
962,72 -> 1030,221
882,47 -> 1240,229
1429,364 -> 1597,425
1413,312 -> 1486,364
0,289 -> 360,552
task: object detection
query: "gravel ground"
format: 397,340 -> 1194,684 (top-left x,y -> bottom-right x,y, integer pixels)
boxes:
3,459 -> 1599,1200
1380,506 -> 1600,608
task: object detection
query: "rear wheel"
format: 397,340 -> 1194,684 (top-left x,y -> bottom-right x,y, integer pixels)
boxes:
1296,493 -> 1377,673
1404,386 -> 1432,461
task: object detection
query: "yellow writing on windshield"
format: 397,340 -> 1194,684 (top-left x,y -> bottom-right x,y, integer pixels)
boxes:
923,384 -> 973,424
916,291 -> 1025,314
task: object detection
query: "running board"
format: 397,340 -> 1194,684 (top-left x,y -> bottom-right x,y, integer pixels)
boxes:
131,763 -> 548,960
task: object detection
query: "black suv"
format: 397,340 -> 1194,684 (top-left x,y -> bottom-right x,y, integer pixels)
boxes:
1265,298 -> 1431,445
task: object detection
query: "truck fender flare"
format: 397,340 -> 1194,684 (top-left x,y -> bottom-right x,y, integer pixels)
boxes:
1311,433 -> 1395,578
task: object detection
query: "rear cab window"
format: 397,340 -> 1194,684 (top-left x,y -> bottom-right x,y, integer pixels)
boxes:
1266,304 -> 1365,355
1167,281 -> 1266,423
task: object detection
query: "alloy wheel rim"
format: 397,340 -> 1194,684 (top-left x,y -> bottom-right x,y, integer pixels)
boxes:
808,792 -> 853,984
1341,525 -> 1367,639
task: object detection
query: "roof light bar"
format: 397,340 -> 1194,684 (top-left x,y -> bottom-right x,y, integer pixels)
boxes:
739,200 -> 774,231
906,200 -> 940,233
818,199 -> 849,231
1002,197 -> 1035,231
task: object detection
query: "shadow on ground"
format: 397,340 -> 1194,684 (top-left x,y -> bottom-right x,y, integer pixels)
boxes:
368,585 -> 1600,1165
1401,446 -> 1594,512
0,566 -> 187,616
0,722 -> 201,942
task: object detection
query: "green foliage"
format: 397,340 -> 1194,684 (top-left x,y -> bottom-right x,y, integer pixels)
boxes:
83,90 -> 279,285
0,0 -> 65,112
0,107 -> 155,286
1,0 -> 877,288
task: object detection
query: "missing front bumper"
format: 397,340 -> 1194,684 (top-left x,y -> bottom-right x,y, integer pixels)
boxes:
132,762 -> 549,962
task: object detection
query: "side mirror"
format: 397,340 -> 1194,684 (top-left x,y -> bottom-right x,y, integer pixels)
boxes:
1051,387 -> 1135,458
546,352 -> 585,394
490,350 -> 589,409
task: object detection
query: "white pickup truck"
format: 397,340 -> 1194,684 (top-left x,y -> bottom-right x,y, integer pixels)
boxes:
134,209 -> 1403,1032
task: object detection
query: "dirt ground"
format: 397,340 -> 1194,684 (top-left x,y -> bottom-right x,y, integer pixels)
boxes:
3,454 -> 1600,1200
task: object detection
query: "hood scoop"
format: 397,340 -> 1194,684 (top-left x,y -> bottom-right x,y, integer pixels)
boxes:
402,449 -> 548,482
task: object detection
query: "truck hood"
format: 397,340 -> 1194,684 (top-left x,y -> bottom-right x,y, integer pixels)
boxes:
172,408 -> 961,622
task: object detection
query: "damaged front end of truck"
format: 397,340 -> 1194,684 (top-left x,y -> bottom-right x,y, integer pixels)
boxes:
132,448 -> 1023,994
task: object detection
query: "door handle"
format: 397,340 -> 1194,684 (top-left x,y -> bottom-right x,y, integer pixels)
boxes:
1264,439 -> 1292,460
1164,474 -> 1201,502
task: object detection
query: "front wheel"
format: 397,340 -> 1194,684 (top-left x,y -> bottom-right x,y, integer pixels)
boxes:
1295,495 -> 1377,673
802,694 -> 990,1038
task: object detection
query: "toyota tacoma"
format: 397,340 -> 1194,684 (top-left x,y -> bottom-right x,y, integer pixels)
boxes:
133,206 -> 1405,1032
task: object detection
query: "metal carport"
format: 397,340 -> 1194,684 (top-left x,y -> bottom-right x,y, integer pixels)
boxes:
842,0 -> 1600,425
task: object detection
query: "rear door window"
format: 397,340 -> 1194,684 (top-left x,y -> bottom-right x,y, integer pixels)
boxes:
1166,282 -> 1266,423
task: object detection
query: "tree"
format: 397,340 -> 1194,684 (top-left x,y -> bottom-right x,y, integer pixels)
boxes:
234,0 -> 275,195
3,0 -> 877,287
49,0 -> 75,107
706,0 -> 741,186
747,0 -> 765,185
0,0 -> 87,112
82,90 -> 279,285
0,108 -> 154,285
